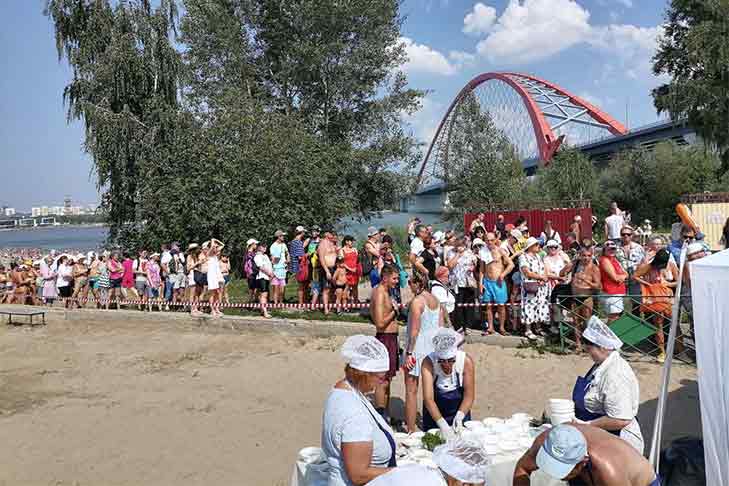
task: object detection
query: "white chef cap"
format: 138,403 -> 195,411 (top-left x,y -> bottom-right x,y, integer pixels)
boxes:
433,439 -> 491,484
582,316 -> 623,350
432,328 -> 462,360
341,335 -> 390,373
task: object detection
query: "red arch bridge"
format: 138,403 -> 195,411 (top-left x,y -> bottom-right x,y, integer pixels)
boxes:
415,72 -> 628,192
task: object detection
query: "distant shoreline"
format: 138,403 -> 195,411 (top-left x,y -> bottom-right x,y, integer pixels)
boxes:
0,223 -> 108,232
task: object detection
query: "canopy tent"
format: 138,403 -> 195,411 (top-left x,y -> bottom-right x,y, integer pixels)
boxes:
691,249 -> 729,486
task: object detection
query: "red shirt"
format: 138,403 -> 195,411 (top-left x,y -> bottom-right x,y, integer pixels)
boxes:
122,258 -> 135,288
599,255 -> 626,295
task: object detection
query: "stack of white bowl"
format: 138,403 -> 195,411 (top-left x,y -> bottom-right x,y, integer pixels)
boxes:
547,399 -> 575,425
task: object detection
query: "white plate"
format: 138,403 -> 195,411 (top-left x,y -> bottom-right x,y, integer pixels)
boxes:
482,417 -> 504,426
464,420 -> 485,430
411,449 -> 433,459
401,436 -> 422,448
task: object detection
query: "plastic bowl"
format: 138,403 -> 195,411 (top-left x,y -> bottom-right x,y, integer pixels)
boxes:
298,446 -> 325,463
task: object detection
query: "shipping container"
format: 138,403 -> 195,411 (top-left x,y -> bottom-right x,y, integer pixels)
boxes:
683,193 -> 729,251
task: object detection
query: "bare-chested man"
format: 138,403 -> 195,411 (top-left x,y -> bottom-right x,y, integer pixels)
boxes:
317,229 -> 339,315
514,424 -> 660,486
479,232 -> 514,335
561,247 -> 602,350
370,264 -> 401,421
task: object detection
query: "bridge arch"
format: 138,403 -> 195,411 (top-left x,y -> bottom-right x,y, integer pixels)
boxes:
416,72 -> 628,187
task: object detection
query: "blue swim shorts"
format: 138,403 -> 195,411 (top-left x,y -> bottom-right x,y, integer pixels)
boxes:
481,277 -> 508,304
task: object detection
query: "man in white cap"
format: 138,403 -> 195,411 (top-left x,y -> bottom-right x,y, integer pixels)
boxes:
514,424 -> 659,486
366,439 -> 491,486
571,316 -> 643,453
421,327 -> 475,440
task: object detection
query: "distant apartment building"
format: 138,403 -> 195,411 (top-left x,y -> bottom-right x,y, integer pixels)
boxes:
2,207 -> 15,217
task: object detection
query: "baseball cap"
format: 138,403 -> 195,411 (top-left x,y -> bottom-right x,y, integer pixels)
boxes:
472,238 -> 485,247
367,226 -> 378,237
545,239 -> 560,248
536,425 -> 588,479
274,230 -> 286,237
510,229 -> 523,240
246,239 -> 258,248
295,225 -> 306,233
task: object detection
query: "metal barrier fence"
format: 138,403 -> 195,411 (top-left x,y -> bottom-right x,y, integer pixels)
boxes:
551,293 -> 696,365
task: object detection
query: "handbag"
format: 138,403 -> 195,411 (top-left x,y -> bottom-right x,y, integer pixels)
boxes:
296,254 -> 309,283
523,281 -> 540,295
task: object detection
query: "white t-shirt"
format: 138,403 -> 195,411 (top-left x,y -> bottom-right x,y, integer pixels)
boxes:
430,281 -> 455,314
478,247 -> 494,265
605,214 -> 625,240
56,263 -> 72,288
365,465 -> 446,486
133,258 -> 148,283
322,388 -> 395,486
540,230 -> 562,245
254,253 -> 273,281
584,351 -> 644,453
160,251 -> 172,266
410,237 -> 424,257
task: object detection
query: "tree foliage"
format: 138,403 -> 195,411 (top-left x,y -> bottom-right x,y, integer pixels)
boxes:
652,0 -> 729,171
536,148 -> 598,202
443,93 -> 527,224
46,0 -> 423,263
598,142 -> 722,227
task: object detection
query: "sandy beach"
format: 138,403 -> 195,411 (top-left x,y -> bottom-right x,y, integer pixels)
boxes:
0,312 -> 700,485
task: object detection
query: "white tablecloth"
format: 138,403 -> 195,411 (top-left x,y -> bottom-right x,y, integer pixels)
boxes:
290,458 -> 565,486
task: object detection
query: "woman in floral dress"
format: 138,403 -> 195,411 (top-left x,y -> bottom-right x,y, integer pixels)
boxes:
519,237 -> 550,339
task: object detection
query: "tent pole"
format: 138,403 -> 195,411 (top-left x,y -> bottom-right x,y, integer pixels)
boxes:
648,243 -> 688,470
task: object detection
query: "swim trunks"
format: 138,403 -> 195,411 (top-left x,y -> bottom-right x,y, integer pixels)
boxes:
481,277 -> 507,304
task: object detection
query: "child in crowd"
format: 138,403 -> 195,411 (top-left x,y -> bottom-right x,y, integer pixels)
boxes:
332,257 -> 348,314
509,273 -> 522,334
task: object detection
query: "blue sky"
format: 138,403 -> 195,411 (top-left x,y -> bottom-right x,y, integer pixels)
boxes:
0,0 -> 670,211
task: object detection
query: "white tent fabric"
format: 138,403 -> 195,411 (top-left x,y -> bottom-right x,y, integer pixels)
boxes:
691,249 -> 729,486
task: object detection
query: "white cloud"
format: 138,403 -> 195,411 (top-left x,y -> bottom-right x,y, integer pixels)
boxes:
403,96 -> 445,144
616,0 -> 633,7
577,92 -> 604,107
588,24 -> 666,82
463,3 -> 497,36
475,0 -> 592,65
449,50 -> 477,69
399,37 -> 457,76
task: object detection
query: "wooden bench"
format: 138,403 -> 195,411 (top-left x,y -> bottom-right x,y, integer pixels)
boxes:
0,308 -> 47,326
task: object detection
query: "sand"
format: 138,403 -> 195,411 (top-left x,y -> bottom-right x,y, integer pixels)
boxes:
0,313 -> 700,485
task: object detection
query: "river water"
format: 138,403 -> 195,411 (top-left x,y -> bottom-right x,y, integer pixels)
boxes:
0,212 -> 444,250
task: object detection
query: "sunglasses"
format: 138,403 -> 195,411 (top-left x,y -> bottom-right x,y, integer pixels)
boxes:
621,233 -> 632,237
437,358 -> 456,364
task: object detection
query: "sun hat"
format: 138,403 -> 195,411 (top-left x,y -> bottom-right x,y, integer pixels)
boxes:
187,243 -> 200,251
149,252 -> 160,259
536,425 -> 588,480
246,239 -> 259,248
582,316 -> 623,350
524,236 -> 540,250
341,335 -> 390,373
432,327 -> 463,360
274,230 -> 286,237
295,225 -> 306,234
367,226 -> 379,237
472,238 -> 485,247
603,240 -> 617,249
433,231 -> 445,243
433,439 -> 491,484
510,229 -> 523,240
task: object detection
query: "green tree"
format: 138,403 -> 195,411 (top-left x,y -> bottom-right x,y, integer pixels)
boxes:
538,148 -> 598,202
45,0 -> 182,240
442,93 -> 527,225
652,0 -> 729,171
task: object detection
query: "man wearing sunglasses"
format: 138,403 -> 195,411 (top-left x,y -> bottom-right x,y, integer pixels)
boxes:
617,227 -> 644,304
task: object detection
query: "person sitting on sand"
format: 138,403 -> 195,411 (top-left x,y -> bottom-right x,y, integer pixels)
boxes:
513,424 -> 660,486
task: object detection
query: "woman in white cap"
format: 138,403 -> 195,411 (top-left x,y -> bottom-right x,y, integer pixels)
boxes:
572,316 -> 644,454
366,439 -> 491,486
518,237 -> 550,339
404,271 -> 445,433
203,239 -> 225,318
421,328 -> 475,440
322,335 -> 397,486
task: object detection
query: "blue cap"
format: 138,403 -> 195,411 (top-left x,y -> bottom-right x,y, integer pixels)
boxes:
536,425 -> 588,479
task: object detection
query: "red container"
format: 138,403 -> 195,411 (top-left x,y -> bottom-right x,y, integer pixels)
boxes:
465,206 -> 593,240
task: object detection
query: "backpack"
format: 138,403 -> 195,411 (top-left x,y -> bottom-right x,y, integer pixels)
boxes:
359,242 -> 374,275
296,254 -> 310,283
244,252 -> 258,279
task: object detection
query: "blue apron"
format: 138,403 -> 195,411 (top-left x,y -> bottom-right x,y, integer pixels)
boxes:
422,370 -> 471,431
363,403 -> 397,467
571,365 -> 620,437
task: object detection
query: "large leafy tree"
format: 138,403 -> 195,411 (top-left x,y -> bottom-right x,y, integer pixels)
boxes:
47,0 -> 423,261
652,0 -> 729,171
45,0 -> 182,239
538,148 -> 598,203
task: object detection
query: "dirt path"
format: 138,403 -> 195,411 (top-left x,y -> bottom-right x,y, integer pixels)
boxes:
0,313 -> 699,485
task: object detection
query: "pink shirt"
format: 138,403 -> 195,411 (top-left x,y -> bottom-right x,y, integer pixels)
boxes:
109,259 -> 123,280
146,262 -> 161,288
122,259 -> 135,288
